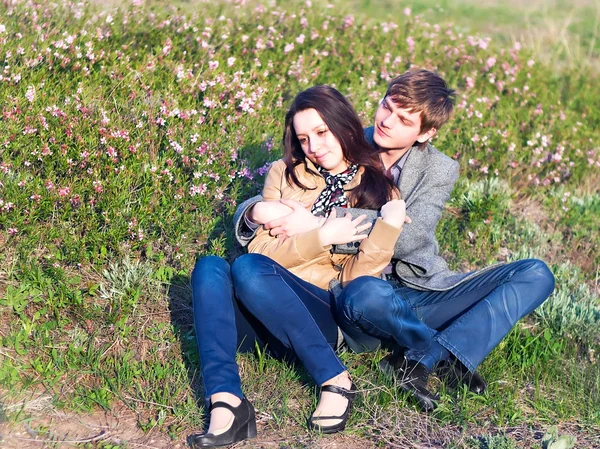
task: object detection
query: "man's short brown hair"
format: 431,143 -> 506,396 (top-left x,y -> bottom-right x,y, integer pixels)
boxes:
386,69 -> 455,138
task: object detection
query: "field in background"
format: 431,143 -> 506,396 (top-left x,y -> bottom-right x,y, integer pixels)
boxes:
342,0 -> 600,69
0,0 -> 599,448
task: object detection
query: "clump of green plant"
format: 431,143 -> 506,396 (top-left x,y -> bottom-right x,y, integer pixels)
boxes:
478,434 -> 518,449
531,260 -> 600,345
542,426 -> 577,449
98,256 -> 153,319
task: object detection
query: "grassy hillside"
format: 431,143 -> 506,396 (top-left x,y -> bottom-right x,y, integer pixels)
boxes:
0,0 -> 599,447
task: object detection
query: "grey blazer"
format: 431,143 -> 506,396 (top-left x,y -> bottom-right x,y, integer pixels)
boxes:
233,127 -> 496,291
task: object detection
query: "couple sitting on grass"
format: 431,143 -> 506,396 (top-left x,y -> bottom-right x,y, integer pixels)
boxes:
188,69 -> 555,448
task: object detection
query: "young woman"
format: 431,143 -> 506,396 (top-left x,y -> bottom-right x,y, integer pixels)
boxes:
189,86 -> 432,448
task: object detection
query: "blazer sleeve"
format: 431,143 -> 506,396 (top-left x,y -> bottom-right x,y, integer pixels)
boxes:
248,161 -> 331,267
392,161 -> 458,267
339,218 -> 403,285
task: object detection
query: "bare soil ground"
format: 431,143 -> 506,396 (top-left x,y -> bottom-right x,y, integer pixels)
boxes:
0,408 -> 372,449
2,394 -> 600,449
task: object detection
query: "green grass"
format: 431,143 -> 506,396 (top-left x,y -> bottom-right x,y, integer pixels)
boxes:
0,0 -> 599,447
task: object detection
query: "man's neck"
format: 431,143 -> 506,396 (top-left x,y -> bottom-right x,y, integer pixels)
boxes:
379,147 -> 411,170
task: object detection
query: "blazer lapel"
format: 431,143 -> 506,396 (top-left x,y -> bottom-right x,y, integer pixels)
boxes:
399,146 -> 429,207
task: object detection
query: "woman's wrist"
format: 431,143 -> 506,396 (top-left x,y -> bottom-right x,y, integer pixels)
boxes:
317,226 -> 331,247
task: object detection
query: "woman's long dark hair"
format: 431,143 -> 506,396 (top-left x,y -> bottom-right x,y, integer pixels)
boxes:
283,85 -> 396,209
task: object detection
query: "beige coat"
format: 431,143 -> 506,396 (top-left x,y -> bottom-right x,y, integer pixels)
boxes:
248,159 -> 402,290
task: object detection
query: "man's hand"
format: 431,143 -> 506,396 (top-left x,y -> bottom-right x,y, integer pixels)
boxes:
264,198 -> 320,238
248,201 -> 294,225
380,199 -> 412,229
318,209 -> 372,247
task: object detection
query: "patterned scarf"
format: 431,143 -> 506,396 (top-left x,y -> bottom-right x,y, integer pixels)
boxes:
310,164 -> 359,217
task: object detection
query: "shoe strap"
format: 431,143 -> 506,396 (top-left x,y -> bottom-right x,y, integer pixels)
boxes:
320,382 -> 357,400
210,400 -> 240,413
310,414 -> 345,421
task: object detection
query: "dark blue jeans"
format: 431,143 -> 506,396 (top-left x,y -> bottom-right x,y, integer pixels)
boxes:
231,254 -> 346,386
336,259 -> 555,372
191,254 -> 346,400
192,256 -> 277,399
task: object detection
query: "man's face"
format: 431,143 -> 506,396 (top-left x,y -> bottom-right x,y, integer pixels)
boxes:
372,97 -> 435,151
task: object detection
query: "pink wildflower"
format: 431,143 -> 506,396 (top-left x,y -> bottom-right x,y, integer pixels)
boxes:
93,180 -> 103,193
25,85 -> 35,103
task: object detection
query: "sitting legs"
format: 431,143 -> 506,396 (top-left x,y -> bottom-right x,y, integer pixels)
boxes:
337,259 -> 555,410
232,253 -> 355,432
190,256 -> 261,446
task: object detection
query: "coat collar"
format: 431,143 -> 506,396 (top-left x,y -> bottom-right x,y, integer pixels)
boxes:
298,158 -> 364,191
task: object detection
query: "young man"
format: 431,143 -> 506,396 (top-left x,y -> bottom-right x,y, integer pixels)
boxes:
233,70 -> 555,411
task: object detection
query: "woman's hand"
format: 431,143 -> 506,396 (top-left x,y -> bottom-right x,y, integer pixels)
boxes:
264,199 -> 321,238
318,209 -> 372,247
380,199 -> 411,229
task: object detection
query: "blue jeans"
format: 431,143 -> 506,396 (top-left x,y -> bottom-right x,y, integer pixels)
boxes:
231,254 -> 346,386
336,259 -> 555,372
191,254 -> 346,400
192,256 -> 285,399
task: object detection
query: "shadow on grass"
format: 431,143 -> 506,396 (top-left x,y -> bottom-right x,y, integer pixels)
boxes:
165,272 -> 204,405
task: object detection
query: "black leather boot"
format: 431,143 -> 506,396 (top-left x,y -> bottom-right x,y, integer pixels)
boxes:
380,354 -> 440,412
436,359 -> 487,394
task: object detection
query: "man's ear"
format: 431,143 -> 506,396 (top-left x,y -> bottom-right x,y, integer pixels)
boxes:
416,127 -> 437,143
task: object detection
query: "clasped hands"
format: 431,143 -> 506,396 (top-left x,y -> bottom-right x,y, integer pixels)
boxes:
250,198 -> 411,246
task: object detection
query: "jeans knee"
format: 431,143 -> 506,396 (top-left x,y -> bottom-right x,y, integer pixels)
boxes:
231,254 -> 272,282
192,255 -> 230,283
504,259 -> 555,316
341,276 -> 394,318
513,259 -> 555,309
231,254 -> 275,301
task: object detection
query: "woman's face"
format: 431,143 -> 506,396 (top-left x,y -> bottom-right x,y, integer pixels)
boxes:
293,108 -> 348,175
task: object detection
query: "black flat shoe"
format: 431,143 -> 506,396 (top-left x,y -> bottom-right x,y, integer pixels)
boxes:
189,398 -> 257,448
436,359 -> 487,394
308,382 -> 357,434
379,354 -> 440,412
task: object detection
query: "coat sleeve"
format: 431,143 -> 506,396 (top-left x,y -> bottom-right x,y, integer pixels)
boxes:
339,218 -> 402,285
248,161 -> 331,267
